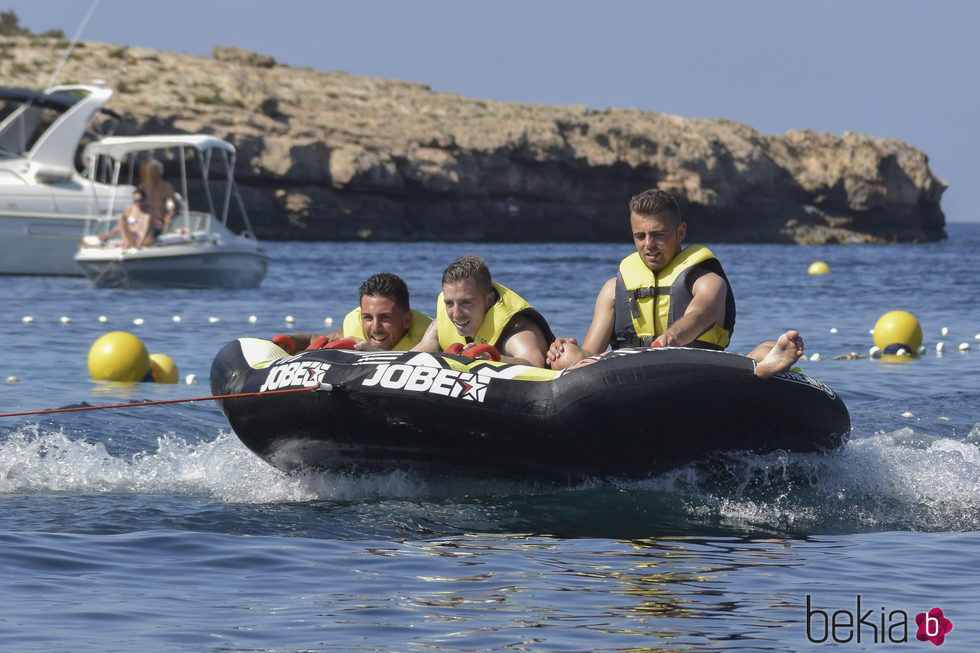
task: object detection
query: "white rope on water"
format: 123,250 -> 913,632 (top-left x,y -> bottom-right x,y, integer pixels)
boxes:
18,314 -> 336,325
14,313 -> 978,354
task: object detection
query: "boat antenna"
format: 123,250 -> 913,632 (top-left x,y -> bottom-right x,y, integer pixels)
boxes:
45,0 -> 102,89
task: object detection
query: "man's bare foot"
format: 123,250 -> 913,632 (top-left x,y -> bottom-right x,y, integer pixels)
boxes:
754,330 -> 804,379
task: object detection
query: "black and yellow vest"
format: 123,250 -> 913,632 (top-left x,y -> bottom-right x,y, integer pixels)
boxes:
437,282 -> 554,350
343,308 -> 432,351
612,245 -> 735,350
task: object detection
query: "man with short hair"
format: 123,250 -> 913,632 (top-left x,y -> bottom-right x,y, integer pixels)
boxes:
140,159 -> 180,228
275,273 -> 431,353
412,254 -> 555,367
547,188 -> 803,379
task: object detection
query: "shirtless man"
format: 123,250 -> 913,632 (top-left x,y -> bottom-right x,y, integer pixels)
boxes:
546,189 -> 803,379
412,255 -> 554,367
140,159 -> 179,228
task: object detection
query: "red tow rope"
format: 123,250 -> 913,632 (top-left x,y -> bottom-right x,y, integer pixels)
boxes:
0,386 -> 318,419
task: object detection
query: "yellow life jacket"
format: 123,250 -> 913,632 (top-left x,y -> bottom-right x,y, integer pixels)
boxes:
343,307 -> 432,351
612,245 -> 735,349
436,282 -> 553,350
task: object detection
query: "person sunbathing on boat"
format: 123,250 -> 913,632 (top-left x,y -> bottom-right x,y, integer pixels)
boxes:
411,254 -> 555,368
545,188 -> 803,379
99,188 -> 163,249
273,273 -> 432,353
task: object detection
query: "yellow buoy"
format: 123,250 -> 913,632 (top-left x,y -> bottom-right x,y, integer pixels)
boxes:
149,353 -> 179,384
808,261 -> 830,275
88,331 -> 151,382
872,310 -> 923,355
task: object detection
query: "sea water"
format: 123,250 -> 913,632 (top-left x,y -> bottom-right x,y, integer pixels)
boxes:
1,223 -> 978,651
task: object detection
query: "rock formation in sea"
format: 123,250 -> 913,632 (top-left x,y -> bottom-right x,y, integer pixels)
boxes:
1,37 -> 947,243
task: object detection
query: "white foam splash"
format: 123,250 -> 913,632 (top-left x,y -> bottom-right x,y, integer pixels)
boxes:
619,428 -> 980,532
5,424 -> 980,531
0,426 -> 447,504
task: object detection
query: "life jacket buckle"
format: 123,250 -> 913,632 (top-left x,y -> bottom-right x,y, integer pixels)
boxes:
626,286 -> 657,320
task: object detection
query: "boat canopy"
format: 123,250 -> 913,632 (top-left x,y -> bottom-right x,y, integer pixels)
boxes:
81,132 -> 254,238
83,134 -> 235,161
83,134 -> 236,162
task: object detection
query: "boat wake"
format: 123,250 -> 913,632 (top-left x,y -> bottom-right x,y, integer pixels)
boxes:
1,423 -> 978,536
0,425 -> 529,505
621,427 -> 980,534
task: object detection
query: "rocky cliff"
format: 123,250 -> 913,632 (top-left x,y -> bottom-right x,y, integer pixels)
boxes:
2,37 -> 947,243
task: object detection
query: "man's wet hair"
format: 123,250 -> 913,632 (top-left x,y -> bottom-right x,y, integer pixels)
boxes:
629,189 -> 682,225
359,273 -> 410,312
442,254 -> 492,291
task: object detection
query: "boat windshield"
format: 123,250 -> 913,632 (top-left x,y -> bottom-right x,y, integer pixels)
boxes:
0,97 -> 66,157
0,88 -> 120,163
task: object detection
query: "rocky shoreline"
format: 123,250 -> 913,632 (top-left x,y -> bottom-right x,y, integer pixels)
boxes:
2,38 -> 947,243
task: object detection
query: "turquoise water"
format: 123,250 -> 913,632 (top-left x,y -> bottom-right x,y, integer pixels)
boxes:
1,224 -> 978,650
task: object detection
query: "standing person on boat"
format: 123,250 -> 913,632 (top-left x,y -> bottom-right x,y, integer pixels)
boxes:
546,188 -> 804,379
140,159 -> 180,229
412,255 -> 555,367
273,273 -> 432,353
99,188 -> 162,249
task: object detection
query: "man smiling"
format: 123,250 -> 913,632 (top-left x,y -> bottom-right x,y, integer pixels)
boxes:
413,255 -> 554,367
275,273 -> 431,353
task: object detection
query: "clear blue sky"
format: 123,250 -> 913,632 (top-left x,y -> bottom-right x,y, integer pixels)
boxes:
10,0 -> 978,222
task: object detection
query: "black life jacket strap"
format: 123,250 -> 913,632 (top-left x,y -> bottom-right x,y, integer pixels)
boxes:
625,286 -> 664,320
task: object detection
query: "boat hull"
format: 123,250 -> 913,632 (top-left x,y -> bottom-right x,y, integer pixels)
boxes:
210,339 -> 851,482
74,239 -> 268,289
0,185 -> 124,276
0,84 -> 127,276
0,213 -> 88,275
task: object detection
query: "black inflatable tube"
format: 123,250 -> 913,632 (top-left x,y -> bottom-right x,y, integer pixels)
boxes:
210,338 -> 850,482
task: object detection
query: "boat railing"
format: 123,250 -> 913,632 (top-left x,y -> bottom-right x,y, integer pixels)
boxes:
164,209 -> 214,236
83,209 -> 225,245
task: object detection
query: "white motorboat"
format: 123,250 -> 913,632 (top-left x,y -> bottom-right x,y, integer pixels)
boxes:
0,84 -> 128,275
73,134 -> 268,289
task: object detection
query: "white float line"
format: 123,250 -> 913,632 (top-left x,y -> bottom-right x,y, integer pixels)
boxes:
17,314 -> 338,328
